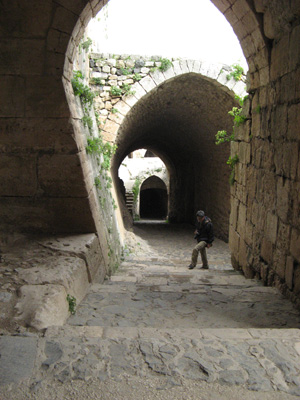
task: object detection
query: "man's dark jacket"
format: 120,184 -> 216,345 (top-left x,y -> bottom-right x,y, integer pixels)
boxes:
195,216 -> 214,244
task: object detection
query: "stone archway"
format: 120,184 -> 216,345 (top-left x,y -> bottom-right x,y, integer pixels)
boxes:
0,0 -> 300,305
111,71 -> 239,240
140,176 -> 168,219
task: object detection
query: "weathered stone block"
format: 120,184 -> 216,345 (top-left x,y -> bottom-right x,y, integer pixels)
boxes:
108,112 -> 124,124
235,182 -> 247,205
237,202 -> 247,236
0,39 -> 45,75
25,77 -> 70,118
285,256 -> 294,290
150,68 -> 165,85
292,184 -> 300,227
18,256 -> 89,303
0,336 -> 38,385
270,104 -> 288,141
273,248 -> 286,280
139,76 -> 156,93
260,140 -> 274,171
102,130 -> 116,142
0,197 -> 96,234
240,34 -> 256,61
261,171 -> 276,210
46,29 -> 71,55
251,109 -> 261,137
276,176 -> 291,221
242,10 -> 260,35
263,8 -> 275,39
245,220 -> 254,246
52,5 -> 79,35
260,107 -> 272,139
163,63 -> 176,80
270,34 -> 290,80
265,211 -> 278,244
245,165 -> 257,201
250,200 -> 259,227
235,162 -> 246,186
125,59 -> 135,69
0,118 -> 76,157
259,66 -> 270,86
252,138 -> 262,167
103,119 -> 120,136
16,284 -> 69,330
123,93 -> 138,107
290,228 -> 300,261
131,82 -> 147,100
0,76 -> 25,117
258,86 -> 268,107
229,226 -> 240,256
54,0 -> 88,16
289,24 -> 300,71
238,238 -> 248,268
287,103 -> 300,140
38,154 -> 88,197
0,0 -> 53,37
225,6 -> 239,26
283,142 -> 299,179
238,142 -> 251,164
261,238 -> 273,264
273,139 -> 284,175
113,100 -> 130,116
0,155 -> 37,196
294,264 -> 300,294
235,120 -> 250,141
45,50 -> 65,76
276,220 -> 291,253
279,70 -> 300,103
229,198 -> 239,230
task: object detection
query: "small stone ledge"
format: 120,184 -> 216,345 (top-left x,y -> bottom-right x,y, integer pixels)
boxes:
1,233 -> 104,332
44,326 -> 300,340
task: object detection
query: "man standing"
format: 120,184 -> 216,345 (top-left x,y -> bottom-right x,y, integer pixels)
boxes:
188,210 -> 214,270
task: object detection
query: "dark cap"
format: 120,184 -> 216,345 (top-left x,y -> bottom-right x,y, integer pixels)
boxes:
196,210 -> 205,217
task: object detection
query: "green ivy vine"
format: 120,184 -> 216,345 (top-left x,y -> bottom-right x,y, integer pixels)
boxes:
215,94 -> 248,185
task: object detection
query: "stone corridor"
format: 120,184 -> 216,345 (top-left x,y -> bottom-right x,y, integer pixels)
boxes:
1,223 -> 300,399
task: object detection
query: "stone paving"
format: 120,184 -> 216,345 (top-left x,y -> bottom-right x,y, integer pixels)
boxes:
1,222 -> 300,398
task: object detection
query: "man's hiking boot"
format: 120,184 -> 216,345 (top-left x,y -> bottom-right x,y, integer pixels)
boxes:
200,265 -> 209,269
188,264 -> 195,269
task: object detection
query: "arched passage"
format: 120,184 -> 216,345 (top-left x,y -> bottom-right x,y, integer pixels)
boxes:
0,0 -> 300,304
112,72 -> 238,240
140,176 -> 168,219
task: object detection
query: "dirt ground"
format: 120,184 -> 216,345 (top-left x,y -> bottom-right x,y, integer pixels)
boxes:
1,375 -> 300,400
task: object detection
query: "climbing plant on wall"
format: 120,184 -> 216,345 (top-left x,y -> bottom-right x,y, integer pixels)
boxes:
71,65 -> 121,273
215,94 -> 248,185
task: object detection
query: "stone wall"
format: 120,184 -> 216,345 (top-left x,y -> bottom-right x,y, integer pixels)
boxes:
69,44 -> 124,276
227,1 -> 300,307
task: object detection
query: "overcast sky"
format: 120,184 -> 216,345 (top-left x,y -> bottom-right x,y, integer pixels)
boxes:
88,0 -> 247,70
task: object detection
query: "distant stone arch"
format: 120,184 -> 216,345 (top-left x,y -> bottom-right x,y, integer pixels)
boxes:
139,176 -> 168,220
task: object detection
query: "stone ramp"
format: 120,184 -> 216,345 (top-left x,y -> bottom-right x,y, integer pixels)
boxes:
37,325 -> 300,395
1,224 -> 300,398
67,266 -> 300,330
36,260 -> 300,396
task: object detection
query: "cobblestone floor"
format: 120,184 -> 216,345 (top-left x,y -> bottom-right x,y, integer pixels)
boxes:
1,222 -> 300,399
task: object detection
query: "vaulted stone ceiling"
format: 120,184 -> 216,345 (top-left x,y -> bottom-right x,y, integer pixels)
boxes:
114,73 -> 236,164
113,73 -> 237,239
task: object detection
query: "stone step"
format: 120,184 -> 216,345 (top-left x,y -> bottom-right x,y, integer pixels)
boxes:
37,325 -> 300,393
45,325 -> 300,340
